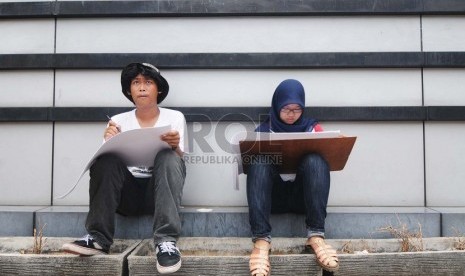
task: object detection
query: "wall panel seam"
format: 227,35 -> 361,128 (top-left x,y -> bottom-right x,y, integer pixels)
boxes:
1,0 -> 465,18
2,106 -> 465,122
1,52 -> 465,69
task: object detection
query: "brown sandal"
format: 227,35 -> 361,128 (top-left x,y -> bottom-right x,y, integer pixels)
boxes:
249,240 -> 271,276
306,236 -> 339,272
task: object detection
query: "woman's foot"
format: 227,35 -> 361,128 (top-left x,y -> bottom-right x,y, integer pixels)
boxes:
249,240 -> 271,276
306,236 -> 339,272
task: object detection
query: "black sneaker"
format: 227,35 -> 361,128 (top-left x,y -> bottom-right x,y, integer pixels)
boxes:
155,241 -> 182,274
62,234 -> 108,256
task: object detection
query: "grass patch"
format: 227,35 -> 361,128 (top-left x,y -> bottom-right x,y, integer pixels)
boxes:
378,216 -> 423,252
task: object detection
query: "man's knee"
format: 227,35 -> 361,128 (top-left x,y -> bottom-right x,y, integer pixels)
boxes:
154,148 -> 181,167
91,153 -> 122,171
154,149 -> 186,180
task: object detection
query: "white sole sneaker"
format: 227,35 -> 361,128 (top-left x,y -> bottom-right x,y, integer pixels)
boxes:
62,243 -> 107,256
156,260 -> 182,274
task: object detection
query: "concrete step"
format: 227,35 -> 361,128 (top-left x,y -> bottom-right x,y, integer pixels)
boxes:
128,237 -> 465,276
1,206 -> 457,240
0,237 -> 138,276
2,236 -> 464,276
0,206 -> 43,236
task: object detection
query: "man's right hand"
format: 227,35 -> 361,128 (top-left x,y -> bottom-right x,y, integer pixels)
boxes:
104,120 -> 121,141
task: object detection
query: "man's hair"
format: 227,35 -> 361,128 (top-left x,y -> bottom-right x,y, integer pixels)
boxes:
121,64 -> 156,94
120,63 -> 169,104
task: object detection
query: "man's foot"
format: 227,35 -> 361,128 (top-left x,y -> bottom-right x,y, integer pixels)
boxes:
62,234 -> 108,256
155,241 -> 182,274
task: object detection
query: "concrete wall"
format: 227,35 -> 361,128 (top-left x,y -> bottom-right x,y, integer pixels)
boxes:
1,2 -> 465,208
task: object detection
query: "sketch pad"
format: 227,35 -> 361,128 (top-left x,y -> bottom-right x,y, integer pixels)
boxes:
56,125 -> 171,199
237,131 -> 357,174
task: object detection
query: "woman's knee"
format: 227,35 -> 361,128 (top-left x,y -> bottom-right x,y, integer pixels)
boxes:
248,162 -> 274,177
301,153 -> 328,170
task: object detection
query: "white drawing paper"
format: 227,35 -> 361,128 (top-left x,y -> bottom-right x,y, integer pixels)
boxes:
56,125 -> 171,199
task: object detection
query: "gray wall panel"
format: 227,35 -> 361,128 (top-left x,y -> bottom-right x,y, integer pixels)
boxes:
53,122 -> 106,205
55,17 -> 420,53
0,71 -> 54,107
0,19 -> 55,54
328,122 -> 425,206
0,123 -> 52,205
424,69 -> 465,106
54,69 -> 422,107
423,16 -> 465,51
425,122 -> 465,206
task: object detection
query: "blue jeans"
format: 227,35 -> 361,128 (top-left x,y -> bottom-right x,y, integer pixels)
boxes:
246,153 -> 330,242
85,148 -> 186,250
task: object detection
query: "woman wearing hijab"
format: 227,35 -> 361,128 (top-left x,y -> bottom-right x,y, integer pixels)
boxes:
248,79 -> 339,276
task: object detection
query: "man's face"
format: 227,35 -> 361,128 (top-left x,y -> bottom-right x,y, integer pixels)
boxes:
130,74 -> 159,107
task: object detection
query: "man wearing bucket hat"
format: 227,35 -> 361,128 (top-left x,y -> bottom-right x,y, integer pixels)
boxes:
62,63 -> 187,274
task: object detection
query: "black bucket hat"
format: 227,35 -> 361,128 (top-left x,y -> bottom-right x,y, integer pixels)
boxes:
120,62 -> 169,104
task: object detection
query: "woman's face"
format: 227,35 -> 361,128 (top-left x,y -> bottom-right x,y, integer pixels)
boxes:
279,103 -> 303,125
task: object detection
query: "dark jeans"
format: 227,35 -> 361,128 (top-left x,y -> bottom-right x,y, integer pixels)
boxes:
246,153 -> 330,242
85,148 -> 186,250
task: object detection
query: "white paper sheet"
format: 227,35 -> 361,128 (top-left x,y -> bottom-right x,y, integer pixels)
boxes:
56,125 -> 171,199
230,130 -> 341,144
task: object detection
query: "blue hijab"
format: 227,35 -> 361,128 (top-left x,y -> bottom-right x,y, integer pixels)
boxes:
256,79 -> 317,133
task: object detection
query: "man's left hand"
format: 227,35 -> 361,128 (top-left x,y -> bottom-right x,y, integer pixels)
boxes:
161,130 -> 180,150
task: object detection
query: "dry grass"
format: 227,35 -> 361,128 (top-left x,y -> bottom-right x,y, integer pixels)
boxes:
341,239 -> 373,254
378,216 -> 423,252
340,240 -> 354,254
452,227 -> 465,251
19,223 -> 47,254
32,223 -> 46,254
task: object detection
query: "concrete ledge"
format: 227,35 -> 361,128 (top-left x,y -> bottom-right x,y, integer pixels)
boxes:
325,207 -> 441,239
0,206 -> 48,236
35,206 -> 88,238
35,206 -> 250,239
431,207 -> 465,237
181,206 -> 250,237
35,206 -> 155,239
22,206 -> 442,240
